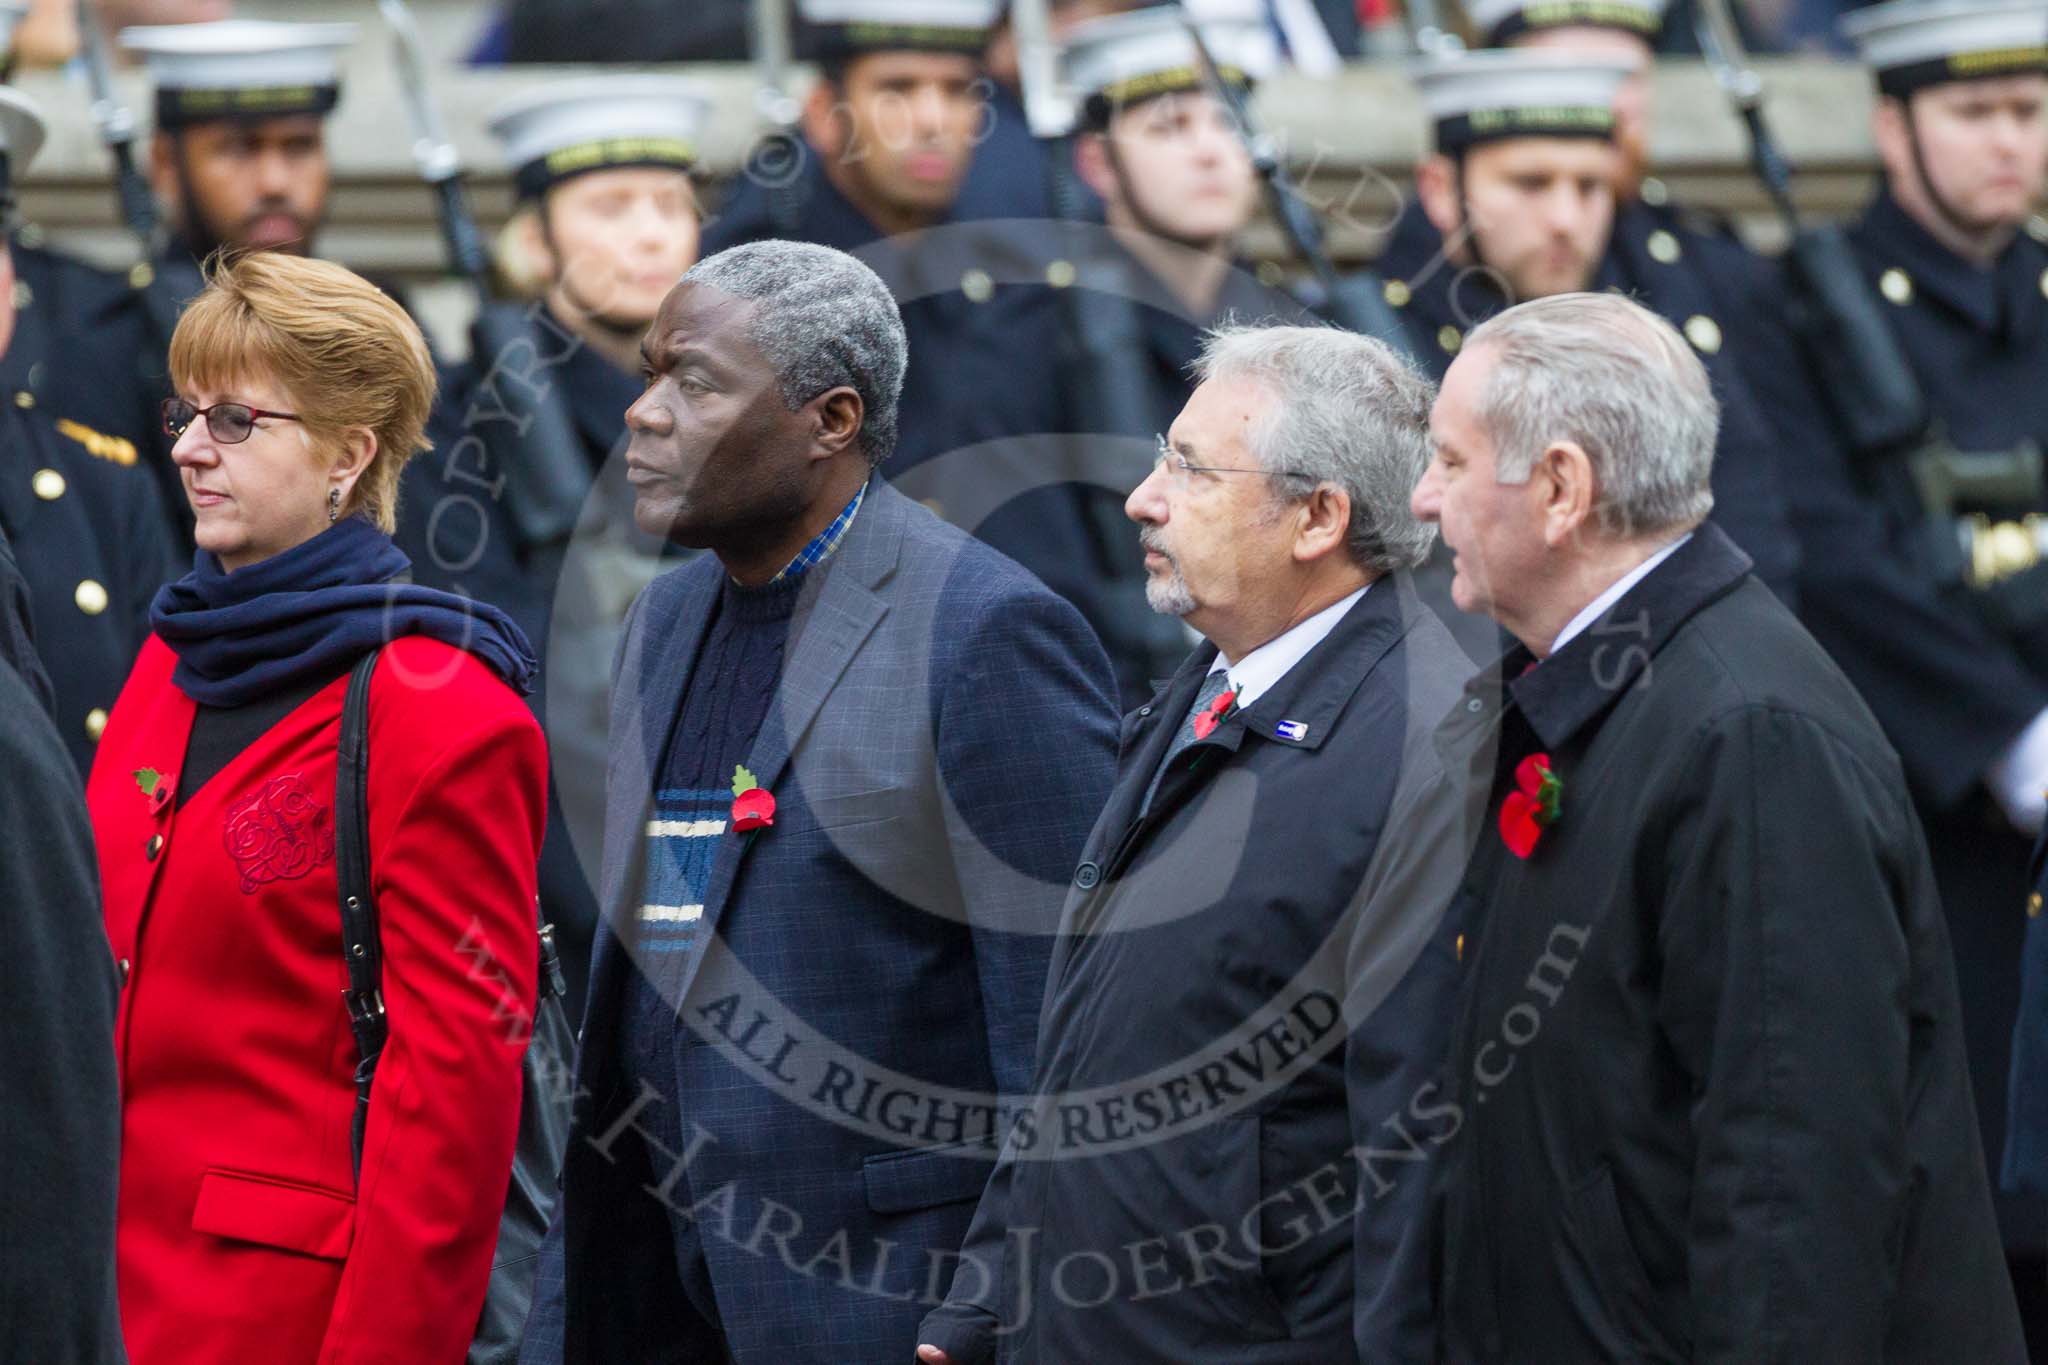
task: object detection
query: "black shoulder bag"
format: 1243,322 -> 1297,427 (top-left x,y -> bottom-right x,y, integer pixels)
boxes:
337,648 -> 576,1364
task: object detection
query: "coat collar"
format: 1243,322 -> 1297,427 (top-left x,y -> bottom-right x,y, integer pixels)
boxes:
1110,573 -> 1419,836
1491,521 -> 1752,754
1854,188 -> 2048,340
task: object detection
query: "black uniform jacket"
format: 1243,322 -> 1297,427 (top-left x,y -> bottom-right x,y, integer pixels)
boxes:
1428,523 -> 2021,1363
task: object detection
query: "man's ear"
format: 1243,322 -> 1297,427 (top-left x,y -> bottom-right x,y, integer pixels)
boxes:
1535,441 -> 1597,548
809,385 -> 865,460
148,130 -> 180,213
1073,130 -> 1118,207
1415,154 -> 1462,240
1290,484 -> 1355,566
800,81 -> 848,163
518,204 -> 560,289
1870,95 -> 1912,190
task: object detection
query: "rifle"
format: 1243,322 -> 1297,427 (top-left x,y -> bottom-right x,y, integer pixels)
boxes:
1696,0 -> 2048,601
1180,16 -> 1410,349
79,0 -> 194,523
1014,0 -> 1190,689
749,0 -> 812,236
380,0 -> 590,552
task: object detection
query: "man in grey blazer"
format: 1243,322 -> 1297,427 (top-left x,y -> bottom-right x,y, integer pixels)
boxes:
520,241 -> 1120,1363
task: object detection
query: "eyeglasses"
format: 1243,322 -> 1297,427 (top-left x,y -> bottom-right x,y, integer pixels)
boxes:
1154,434 -> 1312,485
162,397 -> 305,445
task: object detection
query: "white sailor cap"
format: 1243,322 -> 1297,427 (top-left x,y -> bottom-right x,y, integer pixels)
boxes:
1464,0 -> 1669,46
1062,3 -> 1281,125
120,20 -> 355,129
490,77 -> 710,201
799,0 -> 1003,58
0,86 -> 45,186
1841,0 -> 2048,96
1413,49 -> 1633,151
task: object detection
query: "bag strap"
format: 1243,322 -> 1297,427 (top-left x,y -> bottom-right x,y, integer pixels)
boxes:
337,649 -> 386,1186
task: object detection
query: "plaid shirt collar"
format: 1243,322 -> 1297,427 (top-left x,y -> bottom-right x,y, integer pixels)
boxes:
768,479 -> 868,584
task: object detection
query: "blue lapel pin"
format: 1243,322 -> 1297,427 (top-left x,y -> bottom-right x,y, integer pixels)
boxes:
1275,720 -> 1309,742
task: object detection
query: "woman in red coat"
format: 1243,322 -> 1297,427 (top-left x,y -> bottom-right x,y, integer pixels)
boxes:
87,252 -> 548,1365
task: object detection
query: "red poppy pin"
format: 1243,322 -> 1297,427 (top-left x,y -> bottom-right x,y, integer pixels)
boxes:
1191,687 -> 1238,741
730,764 -> 776,833
1498,753 -> 1562,859
134,766 -> 175,816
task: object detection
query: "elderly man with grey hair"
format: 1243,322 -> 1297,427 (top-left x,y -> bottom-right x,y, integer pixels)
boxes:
1410,291 -> 2021,1361
518,240 -> 1121,1364
917,323 -> 1473,1363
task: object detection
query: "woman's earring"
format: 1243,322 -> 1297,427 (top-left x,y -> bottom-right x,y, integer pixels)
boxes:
328,487 -> 341,523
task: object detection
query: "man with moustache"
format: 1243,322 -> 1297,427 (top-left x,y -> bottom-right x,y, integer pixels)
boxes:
1411,291 -> 2019,1362
917,325 -> 1469,1363
519,240 -> 1118,1364
1373,51 -> 1797,658
395,77 -> 711,1013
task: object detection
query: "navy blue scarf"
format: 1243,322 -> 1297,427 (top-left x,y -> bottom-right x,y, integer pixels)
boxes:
150,517 -> 538,707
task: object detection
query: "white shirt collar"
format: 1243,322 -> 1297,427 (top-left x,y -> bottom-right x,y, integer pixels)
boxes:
1548,532 -> 1692,658
1206,583 -> 1370,710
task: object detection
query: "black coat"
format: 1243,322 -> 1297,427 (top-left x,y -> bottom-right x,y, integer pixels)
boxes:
919,577 -> 1471,1363
0,396 -> 175,773
1732,189 -> 2048,1250
1427,524 -> 2020,1362
0,524 -> 125,1363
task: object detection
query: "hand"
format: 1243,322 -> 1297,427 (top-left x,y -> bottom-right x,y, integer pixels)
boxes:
1988,709 -> 2048,835
916,1347 -> 954,1364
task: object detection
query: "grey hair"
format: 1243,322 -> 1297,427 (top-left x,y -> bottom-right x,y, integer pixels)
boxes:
1193,323 -> 1439,574
1463,292 -> 1717,539
680,240 -> 908,466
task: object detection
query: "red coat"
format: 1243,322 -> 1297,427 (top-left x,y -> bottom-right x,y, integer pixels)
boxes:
88,635 -> 548,1365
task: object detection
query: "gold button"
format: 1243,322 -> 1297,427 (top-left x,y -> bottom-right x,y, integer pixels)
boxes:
16,222 -> 43,249
2030,891 -> 2043,918
85,707 -> 108,741
1437,324 -> 1462,355
1647,229 -> 1682,265
13,390 -> 32,409
31,467 -> 64,500
74,579 -> 108,615
10,279 -> 29,310
129,261 -> 155,290
960,268 -> 994,303
1683,314 -> 1722,355
1383,278 -> 1412,308
1640,176 -> 1669,207
2038,268 -> 2048,301
1455,932 -> 1465,962
1045,259 -> 1076,289
145,833 -> 163,861
1880,268 -> 1914,306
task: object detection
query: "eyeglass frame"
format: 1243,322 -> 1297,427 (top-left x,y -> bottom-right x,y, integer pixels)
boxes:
162,396 -> 306,445
1154,433 -> 1315,485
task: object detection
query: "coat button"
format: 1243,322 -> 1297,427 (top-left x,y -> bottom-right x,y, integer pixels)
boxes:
32,467 -> 65,500
1683,314 -> 1722,355
1880,268 -> 1913,306
129,261 -> 155,290
1074,861 -> 1101,889
12,390 -> 31,409
960,268 -> 994,303
145,833 -> 163,861
1465,697 -> 1483,713
2030,891 -> 2043,918
1647,229 -> 1682,265
1045,259 -> 1076,288
84,707 -> 108,742
75,579 -> 109,616
1137,704 -> 1153,717
117,958 -> 131,986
